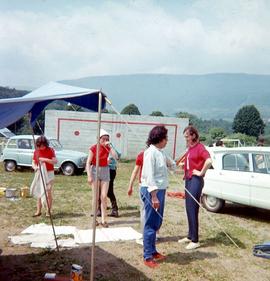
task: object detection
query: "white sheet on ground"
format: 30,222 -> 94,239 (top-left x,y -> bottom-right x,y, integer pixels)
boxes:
74,227 -> 142,244
9,223 -> 142,249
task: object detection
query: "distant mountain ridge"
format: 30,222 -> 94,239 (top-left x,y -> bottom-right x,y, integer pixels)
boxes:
62,73 -> 270,120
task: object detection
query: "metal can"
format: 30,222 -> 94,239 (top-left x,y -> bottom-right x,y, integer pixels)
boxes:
70,264 -> 83,281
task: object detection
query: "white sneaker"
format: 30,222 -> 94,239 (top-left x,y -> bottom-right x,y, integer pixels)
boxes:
185,242 -> 200,250
178,237 -> 191,244
136,238 -> 143,245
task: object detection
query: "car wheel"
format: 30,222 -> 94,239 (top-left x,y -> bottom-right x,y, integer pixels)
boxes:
201,194 -> 225,213
4,160 -> 16,172
61,162 -> 76,176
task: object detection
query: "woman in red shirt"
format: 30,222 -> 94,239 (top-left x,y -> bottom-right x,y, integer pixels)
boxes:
86,129 -> 118,227
32,136 -> 57,217
178,126 -> 212,250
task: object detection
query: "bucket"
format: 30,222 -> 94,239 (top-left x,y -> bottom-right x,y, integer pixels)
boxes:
20,186 -> 30,198
0,187 -> 6,197
5,188 -> 17,198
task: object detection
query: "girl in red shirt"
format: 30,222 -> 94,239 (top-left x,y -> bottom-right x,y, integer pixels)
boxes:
86,129 -> 118,227
32,136 -> 57,217
178,126 -> 212,250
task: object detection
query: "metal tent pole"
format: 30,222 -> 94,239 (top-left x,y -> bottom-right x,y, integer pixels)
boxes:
90,91 -> 102,281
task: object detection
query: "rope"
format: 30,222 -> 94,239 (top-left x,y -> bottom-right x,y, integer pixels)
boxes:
107,101 -> 240,249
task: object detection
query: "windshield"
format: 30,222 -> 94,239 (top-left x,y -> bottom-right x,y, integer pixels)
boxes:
49,139 -> 63,150
0,131 -> 15,138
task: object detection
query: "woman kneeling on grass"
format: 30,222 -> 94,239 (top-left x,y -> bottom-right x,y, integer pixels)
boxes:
86,129 -> 118,228
32,136 -> 57,217
140,125 -> 172,268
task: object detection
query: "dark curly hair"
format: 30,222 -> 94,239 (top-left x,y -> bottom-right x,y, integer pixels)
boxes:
36,135 -> 49,148
146,125 -> 168,146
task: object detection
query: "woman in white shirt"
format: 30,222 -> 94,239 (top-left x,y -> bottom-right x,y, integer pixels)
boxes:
140,125 -> 172,268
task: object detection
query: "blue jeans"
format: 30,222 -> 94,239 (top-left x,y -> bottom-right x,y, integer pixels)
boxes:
140,187 -> 166,260
185,176 -> 204,243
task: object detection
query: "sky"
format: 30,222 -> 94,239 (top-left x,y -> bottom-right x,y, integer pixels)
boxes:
1,0 -> 270,88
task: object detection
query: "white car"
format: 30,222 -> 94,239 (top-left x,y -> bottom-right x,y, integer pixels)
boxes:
202,146 -> 270,212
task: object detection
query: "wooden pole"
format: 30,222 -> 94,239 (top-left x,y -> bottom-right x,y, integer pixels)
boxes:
90,92 -> 102,281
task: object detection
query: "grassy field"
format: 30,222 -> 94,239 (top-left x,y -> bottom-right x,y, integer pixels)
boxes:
0,162 -> 270,281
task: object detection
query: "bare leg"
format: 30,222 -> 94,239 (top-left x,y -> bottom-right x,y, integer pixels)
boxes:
34,198 -> 42,216
91,180 -> 101,222
100,181 -> 109,224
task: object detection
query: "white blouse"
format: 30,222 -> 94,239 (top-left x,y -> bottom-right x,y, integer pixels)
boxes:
141,144 -> 175,193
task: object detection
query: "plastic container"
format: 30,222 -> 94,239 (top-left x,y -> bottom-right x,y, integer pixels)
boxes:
5,188 -> 17,198
70,264 -> 83,281
20,186 -> 30,198
0,187 -> 6,197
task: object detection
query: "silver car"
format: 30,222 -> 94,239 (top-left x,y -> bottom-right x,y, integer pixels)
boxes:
1,135 -> 88,176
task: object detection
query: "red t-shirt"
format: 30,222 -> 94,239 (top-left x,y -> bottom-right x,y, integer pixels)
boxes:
90,144 -> 111,167
184,143 -> 210,179
33,147 -> 56,171
136,151 -> 144,183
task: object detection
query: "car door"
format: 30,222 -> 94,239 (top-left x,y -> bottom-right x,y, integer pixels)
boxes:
250,153 -> 270,209
219,152 -> 251,205
17,138 -> 34,166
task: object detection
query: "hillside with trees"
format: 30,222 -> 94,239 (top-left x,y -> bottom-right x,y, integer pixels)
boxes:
62,73 -> 270,120
0,86 -> 28,99
1,84 -> 269,145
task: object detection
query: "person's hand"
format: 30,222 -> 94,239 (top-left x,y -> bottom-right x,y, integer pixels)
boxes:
192,169 -> 202,176
87,175 -> 93,185
151,193 -> 160,210
127,186 -> 133,196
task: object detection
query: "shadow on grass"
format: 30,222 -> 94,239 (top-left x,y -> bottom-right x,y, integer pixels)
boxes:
0,246 -> 151,281
203,232 -> 246,249
52,212 -> 85,219
157,236 -> 180,243
221,203 -> 270,223
109,219 -> 139,226
165,250 -> 218,265
118,210 -> 140,218
118,205 -> 138,211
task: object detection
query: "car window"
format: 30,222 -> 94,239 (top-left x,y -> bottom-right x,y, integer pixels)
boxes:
7,139 -> 17,148
223,153 -> 249,171
252,153 -> 270,174
18,139 -> 32,149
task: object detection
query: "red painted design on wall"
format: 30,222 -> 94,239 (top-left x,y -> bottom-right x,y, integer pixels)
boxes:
57,118 -> 179,158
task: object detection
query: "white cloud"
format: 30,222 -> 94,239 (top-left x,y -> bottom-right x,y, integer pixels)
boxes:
0,0 -> 270,87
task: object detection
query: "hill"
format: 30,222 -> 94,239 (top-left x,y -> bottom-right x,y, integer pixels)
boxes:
0,86 -> 28,99
62,73 -> 270,120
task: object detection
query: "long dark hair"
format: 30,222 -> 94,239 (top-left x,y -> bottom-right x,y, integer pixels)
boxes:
36,135 -> 49,148
146,125 -> 168,146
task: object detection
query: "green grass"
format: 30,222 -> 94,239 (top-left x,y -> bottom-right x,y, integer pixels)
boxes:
0,162 -> 270,281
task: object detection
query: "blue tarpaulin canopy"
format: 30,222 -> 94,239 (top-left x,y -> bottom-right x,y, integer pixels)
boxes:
0,81 -> 106,128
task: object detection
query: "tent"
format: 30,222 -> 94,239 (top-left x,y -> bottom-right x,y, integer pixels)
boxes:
0,81 -> 106,128
0,81 -> 107,281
